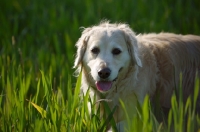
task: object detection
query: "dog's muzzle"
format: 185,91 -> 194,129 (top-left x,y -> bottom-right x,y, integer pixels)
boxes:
98,67 -> 111,79
95,67 -> 112,92
96,67 -> 122,92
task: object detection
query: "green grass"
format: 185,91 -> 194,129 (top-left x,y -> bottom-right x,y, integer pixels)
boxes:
0,0 -> 200,131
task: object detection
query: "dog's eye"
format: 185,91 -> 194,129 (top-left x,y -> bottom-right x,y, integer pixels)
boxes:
112,48 -> 121,55
91,47 -> 100,54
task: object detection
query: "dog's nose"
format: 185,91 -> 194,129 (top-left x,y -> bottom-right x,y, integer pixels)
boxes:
98,68 -> 111,79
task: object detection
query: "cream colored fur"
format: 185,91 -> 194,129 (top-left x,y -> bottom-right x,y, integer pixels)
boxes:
74,22 -> 200,130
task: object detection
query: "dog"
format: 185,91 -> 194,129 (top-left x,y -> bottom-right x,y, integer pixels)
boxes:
73,21 -> 200,131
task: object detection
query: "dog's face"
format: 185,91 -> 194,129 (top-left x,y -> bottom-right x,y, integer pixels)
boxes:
83,29 -> 131,92
74,23 -> 142,93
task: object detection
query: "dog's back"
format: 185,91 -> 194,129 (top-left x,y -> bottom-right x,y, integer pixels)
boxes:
137,33 -> 200,110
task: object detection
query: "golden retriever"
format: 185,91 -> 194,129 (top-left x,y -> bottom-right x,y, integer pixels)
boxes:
74,21 -> 200,130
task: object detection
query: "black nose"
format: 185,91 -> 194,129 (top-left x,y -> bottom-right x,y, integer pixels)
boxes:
98,68 -> 111,79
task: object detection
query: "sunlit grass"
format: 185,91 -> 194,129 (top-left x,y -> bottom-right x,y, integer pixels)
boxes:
1,0 -> 200,131
0,62 -> 199,131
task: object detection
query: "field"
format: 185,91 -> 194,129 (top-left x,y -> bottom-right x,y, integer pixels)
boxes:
0,0 -> 200,131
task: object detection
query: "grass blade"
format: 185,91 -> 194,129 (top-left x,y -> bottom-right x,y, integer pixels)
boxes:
27,99 -> 46,118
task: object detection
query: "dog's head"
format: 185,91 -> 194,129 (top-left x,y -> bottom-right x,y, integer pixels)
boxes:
74,22 -> 142,93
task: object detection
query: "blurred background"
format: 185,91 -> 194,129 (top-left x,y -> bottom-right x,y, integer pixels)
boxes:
0,0 -> 200,98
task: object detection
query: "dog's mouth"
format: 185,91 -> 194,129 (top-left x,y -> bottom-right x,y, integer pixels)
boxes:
95,67 -> 122,92
95,77 -> 118,92
95,81 -> 113,92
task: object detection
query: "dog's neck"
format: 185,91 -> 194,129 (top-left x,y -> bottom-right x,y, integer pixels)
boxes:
80,65 -> 140,122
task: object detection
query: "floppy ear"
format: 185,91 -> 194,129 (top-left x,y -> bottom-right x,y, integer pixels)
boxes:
73,34 -> 89,69
120,25 -> 142,67
126,34 -> 142,67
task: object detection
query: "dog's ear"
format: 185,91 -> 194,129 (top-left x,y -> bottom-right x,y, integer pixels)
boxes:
73,36 -> 89,68
126,34 -> 142,67
73,28 -> 90,69
120,25 -> 142,67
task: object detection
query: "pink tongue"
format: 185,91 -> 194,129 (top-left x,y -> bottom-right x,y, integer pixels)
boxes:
96,81 -> 112,91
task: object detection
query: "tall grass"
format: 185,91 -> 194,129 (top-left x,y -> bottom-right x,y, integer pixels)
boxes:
0,0 -> 200,131
1,65 -> 199,131
119,76 -> 200,132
